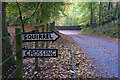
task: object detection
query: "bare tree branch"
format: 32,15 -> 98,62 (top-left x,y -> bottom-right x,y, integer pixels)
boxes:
24,2 -> 40,23
16,2 -> 25,32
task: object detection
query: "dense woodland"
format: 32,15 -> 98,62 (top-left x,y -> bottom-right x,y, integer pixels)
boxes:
2,1 -> 119,78
57,2 -> 119,26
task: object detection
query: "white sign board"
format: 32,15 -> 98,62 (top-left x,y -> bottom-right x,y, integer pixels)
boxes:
23,48 -> 58,58
22,31 -> 60,42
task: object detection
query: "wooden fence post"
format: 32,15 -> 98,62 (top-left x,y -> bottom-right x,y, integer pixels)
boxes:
46,24 -> 49,48
42,25 -> 44,48
49,23 -> 52,32
52,21 -> 55,31
35,25 -> 38,70
15,28 -> 23,79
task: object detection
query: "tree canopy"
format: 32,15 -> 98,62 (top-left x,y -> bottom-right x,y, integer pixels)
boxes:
6,2 -> 119,29
6,2 -> 67,31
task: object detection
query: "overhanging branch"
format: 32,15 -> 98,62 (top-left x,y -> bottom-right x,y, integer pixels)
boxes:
23,2 -> 40,23
16,2 -> 23,25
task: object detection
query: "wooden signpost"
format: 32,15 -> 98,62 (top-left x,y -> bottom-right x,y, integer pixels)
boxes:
22,25 -> 60,58
15,24 -> 60,78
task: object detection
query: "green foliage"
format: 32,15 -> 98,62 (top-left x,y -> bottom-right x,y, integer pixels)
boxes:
81,20 -> 118,38
57,2 -> 118,27
6,2 -> 38,25
6,2 -> 66,25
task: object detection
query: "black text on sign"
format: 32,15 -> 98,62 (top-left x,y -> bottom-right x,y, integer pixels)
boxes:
23,48 -> 58,58
22,31 -> 60,42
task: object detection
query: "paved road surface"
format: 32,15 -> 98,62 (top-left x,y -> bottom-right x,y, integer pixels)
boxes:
59,30 -> 118,78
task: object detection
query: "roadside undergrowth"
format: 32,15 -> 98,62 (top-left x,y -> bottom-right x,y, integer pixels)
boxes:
80,22 -> 118,39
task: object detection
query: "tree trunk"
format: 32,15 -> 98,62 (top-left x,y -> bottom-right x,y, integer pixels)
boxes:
21,22 -> 25,32
108,1 -> 113,22
99,1 -> 102,27
113,2 -> 119,20
16,2 -> 25,32
0,1 -> 2,80
108,2 -> 111,10
118,2 -> 120,25
101,3 -> 103,25
91,2 -> 93,26
2,2 -> 15,75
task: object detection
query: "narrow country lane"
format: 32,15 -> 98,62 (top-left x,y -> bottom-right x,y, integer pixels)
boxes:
59,30 -> 118,78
